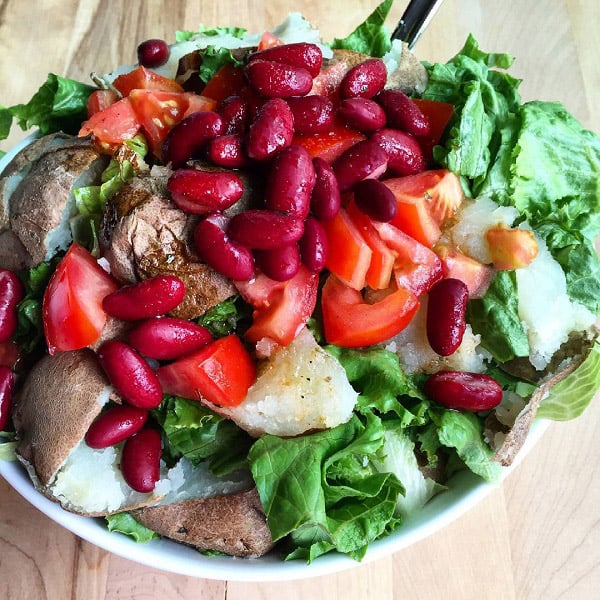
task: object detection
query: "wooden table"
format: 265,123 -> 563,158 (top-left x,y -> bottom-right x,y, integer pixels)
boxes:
1,1 -> 599,598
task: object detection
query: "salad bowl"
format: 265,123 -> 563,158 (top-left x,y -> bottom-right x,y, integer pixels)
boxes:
0,0 -> 599,587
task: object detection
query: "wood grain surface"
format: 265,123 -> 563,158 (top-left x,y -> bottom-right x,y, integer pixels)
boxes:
1,1 -> 599,598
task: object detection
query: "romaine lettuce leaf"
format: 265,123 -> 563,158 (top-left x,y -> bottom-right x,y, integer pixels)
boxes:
466,270 -> 530,362
330,0 -> 394,58
537,340 -> 600,420
106,512 -> 159,542
1,74 -> 94,141
175,25 -> 247,42
152,396 -> 253,476
249,412 -> 403,561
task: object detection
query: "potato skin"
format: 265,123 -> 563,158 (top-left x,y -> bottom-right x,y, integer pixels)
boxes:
132,487 -> 275,558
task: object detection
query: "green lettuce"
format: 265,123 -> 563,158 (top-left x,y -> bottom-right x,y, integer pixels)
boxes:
325,344 -> 429,425
198,47 -> 245,84
152,396 -> 253,476
330,0 -> 394,57
466,270 -> 530,363
249,411 -> 403,561
1,74 -> 94,142
537,340 -> 600,421
175,25 -> 247,42
106,513 -> 158,542
196,295 -> 252,338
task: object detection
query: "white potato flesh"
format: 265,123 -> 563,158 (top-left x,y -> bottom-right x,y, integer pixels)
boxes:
215,328 -> 358,437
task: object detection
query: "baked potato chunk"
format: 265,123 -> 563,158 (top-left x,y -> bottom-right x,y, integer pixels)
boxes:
0,134 -> 108,269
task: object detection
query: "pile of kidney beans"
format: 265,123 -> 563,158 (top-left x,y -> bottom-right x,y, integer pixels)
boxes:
162,41 -> 433,283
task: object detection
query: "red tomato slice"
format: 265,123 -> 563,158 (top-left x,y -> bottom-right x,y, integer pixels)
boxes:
201,64 -> 245,105
128,89 -> 189,157
86,89 -> 118,117
322,207 -> 373,290
237,266 -> 319,348
257,31 -> 284,51
157,334 -> 256,407
373,221 -> 443,297
182,93 -> 218,117
112,66 -> 184,97
293,123 -> 366,163
435,243 -> 493,298
321,274 -> 419,348
411,99 -> 454,165
79,97 -> 141,146
42,243 -> 119,354
345,200 -> 396,290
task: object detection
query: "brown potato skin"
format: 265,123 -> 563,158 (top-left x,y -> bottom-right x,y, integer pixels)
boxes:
133,487 -> 275,558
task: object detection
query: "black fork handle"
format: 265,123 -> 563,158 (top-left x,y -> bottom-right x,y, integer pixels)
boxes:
391,0 -> 445,48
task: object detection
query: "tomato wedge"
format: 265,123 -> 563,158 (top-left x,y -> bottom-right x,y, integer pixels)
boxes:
201,64 -> 245,104
86,89 -> 118,117
237,266 -> 319,348
257,31 -> 284,51
157,334 -> 256,407
346,200 -> 396,290
42,243 -> 119,354
128,89 -> 189,157
411,99 -> 454,164
183,93 -> 218,117
322,207 -> 372,290
79,97 -> 141,147
321,274 -> 419,348
373,221 -> 443,297
293,123 -> 366,163
112,66 -> 184,96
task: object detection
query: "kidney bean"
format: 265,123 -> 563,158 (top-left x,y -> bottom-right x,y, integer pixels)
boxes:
426,278 -> 469,356
0,270 -> 24,343
311,157 -> 341,220
103,275 -> 186,321
194,213 -> 255,281
337,97 -> 386,132
121,427 -> 162,493
340,58 -> 387,99
371,128 -> 425,176
354,179 -> 398,222
246,98 -> 294,161
207,134 -> 249,168
265,145 -> 316,218
254,243 -> 301,281
167,168 -> 243,215
85,405 -> 148,449
0,366 -> 15,431
249,42 -> 323,78
245,60 -> 313,98
162,111 -> 224,167
128,317 -> 212,360
375,90 -> 431,138
137,38 -> 170,68
424,370 -> 503,412
286,95 -> 335,135
332,138 -> 388,192
218,95 -> 248,135
228,210 -> 305,250
98,340 -> 164,409
299,216 -> 328,272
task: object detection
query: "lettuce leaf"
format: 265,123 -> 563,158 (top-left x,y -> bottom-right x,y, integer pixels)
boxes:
198,46 -> 245,84
175,26 -> 247,42
466,270 -> 530,362
1,74 -> 94,141
330,0 -> 394,58
537,340 -> 600,420
249,412 -> 403,561
152,396 -> 253,476
325,344 -> 429,426
106,513 -> 158,542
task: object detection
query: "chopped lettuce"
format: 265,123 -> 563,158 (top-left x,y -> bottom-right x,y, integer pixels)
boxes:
196,295 -> 252,338
249,411 -> 403,562
1,74 -> 94,142
106,512 -> 159,542
198,46 -> 245,84
175,25 -> 247,42
325,344 -> 429,425
152,396 -> 253,476
466,270 -> 530,363
537,340 -> 600,421
330,0 -> 394,57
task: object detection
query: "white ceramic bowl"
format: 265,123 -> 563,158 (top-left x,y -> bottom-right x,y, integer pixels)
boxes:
0,134 -> 549,581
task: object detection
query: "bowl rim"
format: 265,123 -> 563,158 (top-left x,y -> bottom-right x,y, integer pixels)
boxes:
0,131 -> 549,582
